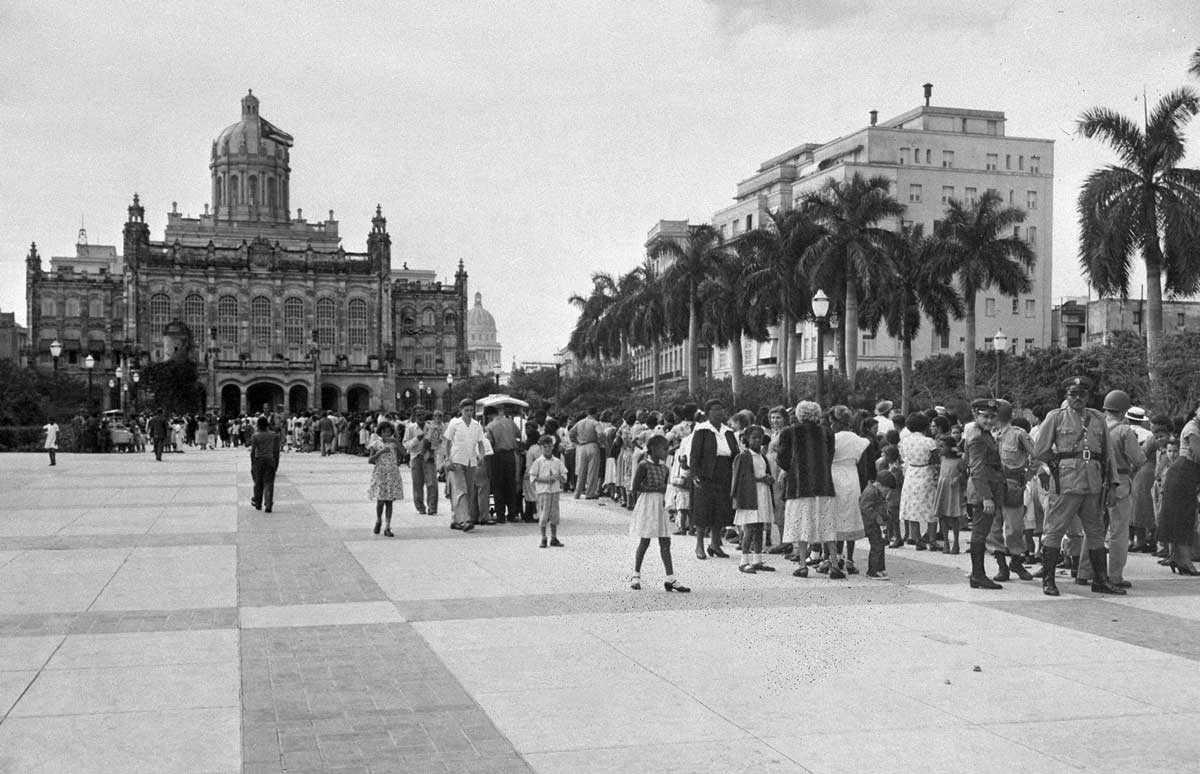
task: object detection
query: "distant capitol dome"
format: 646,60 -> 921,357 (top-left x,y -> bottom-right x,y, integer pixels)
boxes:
467,291 -> 502,375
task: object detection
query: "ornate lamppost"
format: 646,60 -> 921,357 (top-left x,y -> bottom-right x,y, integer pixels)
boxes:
84,354 -> 95,409
993,328 -> 1008,398
131,370 -> 140,414
446,373 -> 454,412
50,339 -> 62,372
811,289 -> 830,406
417,380 -> 426,411
115,365 -> 126,415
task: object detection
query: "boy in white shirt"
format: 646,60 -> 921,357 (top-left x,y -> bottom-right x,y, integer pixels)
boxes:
528,435 -> 568,548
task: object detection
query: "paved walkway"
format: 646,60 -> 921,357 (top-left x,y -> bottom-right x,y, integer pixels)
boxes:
1,449 -> 1199,773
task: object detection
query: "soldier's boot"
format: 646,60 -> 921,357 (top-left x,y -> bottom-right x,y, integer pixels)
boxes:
1041,547 -> 1061,596
1008,555 -> 1034,581
992,551 -> 1012,582
1068,554 -> 1080,578
1088,548 -> 1127,595
969,544 -> 1003,590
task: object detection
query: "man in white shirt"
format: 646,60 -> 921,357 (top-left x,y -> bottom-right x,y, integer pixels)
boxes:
874,401 -> 895,439
43,418 -> 60,466
443,398 -> 487,532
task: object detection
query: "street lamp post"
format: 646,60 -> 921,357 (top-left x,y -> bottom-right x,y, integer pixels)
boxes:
115,365 -> 126,415
553,353 -> 564,408
417,380 -> 426,411
993,328 -> 1008,398
826,350 -> 835,406
50,339 -> 62,372
132,371 -> 140,414
492,364 -> 501,387
811,290 -> 830,406
446,373 -> 454,413
84,354 -> 95,409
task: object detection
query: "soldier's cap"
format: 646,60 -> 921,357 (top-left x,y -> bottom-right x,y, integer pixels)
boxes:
970,398 -> 1000,413
1062,376 -> 1093,393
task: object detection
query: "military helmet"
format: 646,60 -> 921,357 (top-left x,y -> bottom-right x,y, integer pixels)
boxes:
1102,390 -> 1131,413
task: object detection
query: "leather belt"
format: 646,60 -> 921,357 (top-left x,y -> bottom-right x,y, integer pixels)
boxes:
1055,451 -> 1094,461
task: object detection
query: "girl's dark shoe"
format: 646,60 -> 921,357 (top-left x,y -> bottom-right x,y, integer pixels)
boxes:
664,579 -> 690,592
828,566 -> 846,580
753,563 -> 776,572
383,528 -> 394,537
374,520 -> 382,535
630,574 -> 641,590
739,564 -> 757,574
707,546 -> 729,558
792,566 -> 808,578
550,538 -> 564,547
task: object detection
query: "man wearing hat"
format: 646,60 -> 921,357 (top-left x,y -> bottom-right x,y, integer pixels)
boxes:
1076,390 -> 1146,589
988,399 -> 1035,582
1031,376 -> 1125,595
964,398 -> 1006,589
874,401 -> 895,438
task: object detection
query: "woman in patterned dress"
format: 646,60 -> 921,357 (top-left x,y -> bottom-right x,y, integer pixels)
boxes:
368,421 -> 405,537
898,413 -> 941,550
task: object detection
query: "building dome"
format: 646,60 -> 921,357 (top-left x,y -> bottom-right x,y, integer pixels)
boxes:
467,291 -> 502,375
467,292 -> 496,337
210,91 -> 293,223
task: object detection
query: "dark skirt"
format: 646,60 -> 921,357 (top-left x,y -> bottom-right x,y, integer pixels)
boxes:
692,457 -> 734,529
1159,457 -> 1200,543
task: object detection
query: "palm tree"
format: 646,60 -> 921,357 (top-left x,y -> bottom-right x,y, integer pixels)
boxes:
802,173 -> 905,386
649,224 -> 730,397
739,208 -> 824,403
567,272 -> 621,361
1190,45 -> 1200,79
942,191 -> 1036,395
862,223 -> 964,414
697,248 -> 769,404
1077,88 -> 1200,389
621,260 -> 670,404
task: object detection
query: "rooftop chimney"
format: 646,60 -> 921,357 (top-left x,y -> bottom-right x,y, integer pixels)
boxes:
869,110 -> 878,126
923,82 -> 933,106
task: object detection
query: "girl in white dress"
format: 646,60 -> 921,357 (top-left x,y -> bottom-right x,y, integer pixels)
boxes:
629,435 -> 690,592
731,426 -> 776,574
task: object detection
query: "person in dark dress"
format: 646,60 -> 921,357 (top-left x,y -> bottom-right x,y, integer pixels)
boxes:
1159,407 -> 1200,575
688,399 -> 740,560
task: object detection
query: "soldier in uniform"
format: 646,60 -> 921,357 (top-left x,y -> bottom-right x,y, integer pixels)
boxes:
1031,376 -> 1125,596
1076,390 -> 1146,589
965,398 -> 1006,590
989,400 -> 1036,582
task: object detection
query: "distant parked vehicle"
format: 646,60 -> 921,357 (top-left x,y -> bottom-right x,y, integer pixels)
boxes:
102,410 -> 134,452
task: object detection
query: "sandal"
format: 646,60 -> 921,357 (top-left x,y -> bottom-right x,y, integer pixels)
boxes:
630,574 -> 641,590
664,579 -> 691,592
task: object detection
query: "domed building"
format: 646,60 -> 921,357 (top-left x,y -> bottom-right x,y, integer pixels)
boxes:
25,91 -> 469,416
467,292 -> 502,376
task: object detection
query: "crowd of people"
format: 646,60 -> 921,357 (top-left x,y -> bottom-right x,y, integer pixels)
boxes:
44,375 -> 1200,595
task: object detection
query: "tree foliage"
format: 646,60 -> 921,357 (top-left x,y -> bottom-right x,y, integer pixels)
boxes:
0,359 -> 89,425
141,360 -> 204,415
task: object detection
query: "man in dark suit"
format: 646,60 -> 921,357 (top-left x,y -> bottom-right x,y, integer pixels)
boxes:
688,399 -> 740,560
148,409 -> 170,462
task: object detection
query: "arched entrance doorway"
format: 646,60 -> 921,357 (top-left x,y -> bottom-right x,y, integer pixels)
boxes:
246,383 -> 284,415
288,385 -> 310,414
220,385 -> 241,417
346,385 -> 371,413
320,384 -> 340,412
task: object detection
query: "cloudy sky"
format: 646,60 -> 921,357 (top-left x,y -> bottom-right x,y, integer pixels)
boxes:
2,0 -> 1198,363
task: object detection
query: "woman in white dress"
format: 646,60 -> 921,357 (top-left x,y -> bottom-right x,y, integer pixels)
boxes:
827,405 -> 871,575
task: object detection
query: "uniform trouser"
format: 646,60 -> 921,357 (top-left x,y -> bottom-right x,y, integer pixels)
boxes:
968,504 -> 995,546
574,443 -> 601,497
153,437 -> 165,461
1078,495 -> 1132,582
490,451 -> 518,520
865,522 -> 886,575
251,459 -> 277,509
411,457 -> 438,513
1043,492 -> 1106,551
447,465 -> 477,524
986,503 -> 1027,555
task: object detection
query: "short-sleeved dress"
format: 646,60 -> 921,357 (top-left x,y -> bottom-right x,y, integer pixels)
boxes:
831,431 -> 871,541
630,460 -> 671,538
368,441 -> 405,501
899,433 -> 939,525
733,452 -> 773,526
933,453 -> 965,524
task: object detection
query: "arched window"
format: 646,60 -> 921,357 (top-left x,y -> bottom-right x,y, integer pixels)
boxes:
267,178 -> 277,210
248,175 -> 258,206
41,298 -> 56,316
251,296 -> 272,346
217,296 -> 238,343
316,298 -> 336,348
183,294 -> 205,338
421,307 -> 435,327
348,298 -> 367,347
444,310 -> 458,327
65,298 -> 80,317
89,298 -> 104,318
400,307 -> 415,327
149,293 -> 171,333
284,297 -> 304,345
229,175 -> 239,205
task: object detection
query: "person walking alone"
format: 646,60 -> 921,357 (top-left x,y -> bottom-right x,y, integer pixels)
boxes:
249,416 -> 282,513
148,409 -> 170,462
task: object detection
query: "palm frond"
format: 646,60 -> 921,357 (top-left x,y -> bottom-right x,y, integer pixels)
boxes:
1077,107 -> 1146,169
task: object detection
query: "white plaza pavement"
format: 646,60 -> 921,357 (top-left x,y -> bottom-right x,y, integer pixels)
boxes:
0,449 -> 1198,774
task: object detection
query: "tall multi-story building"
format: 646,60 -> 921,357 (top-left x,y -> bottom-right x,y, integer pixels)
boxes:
632,85 -> 1055,391
1051,296 -> 1200,349
24,91 -> 469,415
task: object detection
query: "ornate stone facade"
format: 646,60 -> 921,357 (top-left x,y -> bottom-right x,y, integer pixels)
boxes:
24,92 -> 468,415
